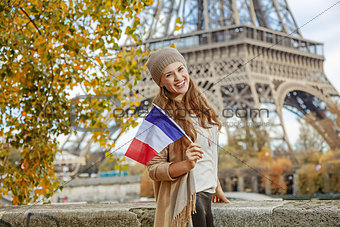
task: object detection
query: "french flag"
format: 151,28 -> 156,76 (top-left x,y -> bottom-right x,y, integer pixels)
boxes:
125,104 -> 188,165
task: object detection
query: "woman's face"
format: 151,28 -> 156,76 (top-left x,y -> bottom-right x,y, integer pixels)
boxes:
159,61 -> 190,100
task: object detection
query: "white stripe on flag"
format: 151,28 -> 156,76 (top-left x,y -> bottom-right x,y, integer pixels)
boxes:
135,119 -> 173,153
152,103 -> 193,143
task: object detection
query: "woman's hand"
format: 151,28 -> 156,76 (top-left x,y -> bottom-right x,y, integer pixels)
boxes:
169,143 -> 203,178
185,143 -> 203,170
212,186 -> 230,203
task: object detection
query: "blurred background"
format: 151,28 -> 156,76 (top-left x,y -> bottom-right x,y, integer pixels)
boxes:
1,0 -> 340,205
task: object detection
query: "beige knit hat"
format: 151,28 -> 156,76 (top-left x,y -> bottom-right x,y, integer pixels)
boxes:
146,47 -> 187,86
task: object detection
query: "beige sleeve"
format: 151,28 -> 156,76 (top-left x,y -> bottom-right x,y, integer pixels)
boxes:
147,146 -> 177,182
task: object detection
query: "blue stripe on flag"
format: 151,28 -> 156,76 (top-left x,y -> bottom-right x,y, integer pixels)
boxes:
145,107 -> 184,141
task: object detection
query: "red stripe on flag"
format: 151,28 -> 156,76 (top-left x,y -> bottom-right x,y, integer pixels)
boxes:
125,138 -> 159,165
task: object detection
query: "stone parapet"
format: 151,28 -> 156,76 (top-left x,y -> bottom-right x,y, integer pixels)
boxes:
0,200 -> 339,226
65,175 -> 141,187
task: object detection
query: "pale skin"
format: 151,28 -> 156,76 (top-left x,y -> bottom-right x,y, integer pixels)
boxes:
160,61 -> 230,204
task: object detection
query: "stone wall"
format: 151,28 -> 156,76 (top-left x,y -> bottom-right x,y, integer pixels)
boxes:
1,200 -> 339,226
51,176 -> 141,203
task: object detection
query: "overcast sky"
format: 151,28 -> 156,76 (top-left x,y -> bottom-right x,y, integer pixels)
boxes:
287,0 -> 340,92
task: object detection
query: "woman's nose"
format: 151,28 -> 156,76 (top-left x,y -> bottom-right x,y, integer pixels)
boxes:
174,71 -> 182,80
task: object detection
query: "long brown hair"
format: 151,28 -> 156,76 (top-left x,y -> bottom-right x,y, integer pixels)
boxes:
152,76 -> 222,156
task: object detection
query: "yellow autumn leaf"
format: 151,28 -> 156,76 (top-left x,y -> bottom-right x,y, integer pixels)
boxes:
117,74 -> 125,80
174,24 -> 184,31
105,152 -> 112,158
95,56 -> 103,66
90,79 -> 97,87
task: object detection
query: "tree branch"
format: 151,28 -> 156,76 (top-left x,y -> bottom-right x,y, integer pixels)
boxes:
19,7 -> 42,35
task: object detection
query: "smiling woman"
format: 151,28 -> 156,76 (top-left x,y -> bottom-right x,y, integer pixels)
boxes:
145,47 -> 230,227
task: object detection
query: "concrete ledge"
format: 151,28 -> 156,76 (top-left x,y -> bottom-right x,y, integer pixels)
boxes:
65,176 -> 141,187
0,200 -> 339,226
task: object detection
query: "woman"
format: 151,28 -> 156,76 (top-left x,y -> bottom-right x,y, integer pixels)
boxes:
146,47 -> 230,227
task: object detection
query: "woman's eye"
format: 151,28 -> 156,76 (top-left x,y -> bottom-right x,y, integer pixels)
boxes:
165,74 -> 171,77
178,67 -> 183,71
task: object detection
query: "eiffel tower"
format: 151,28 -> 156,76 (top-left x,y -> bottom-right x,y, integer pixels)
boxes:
132,0 -> 340,153
59,0 -> 340,177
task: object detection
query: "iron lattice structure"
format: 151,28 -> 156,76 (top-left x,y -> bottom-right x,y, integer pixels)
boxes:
142,0 -> 302,39
60,0 -> 340,174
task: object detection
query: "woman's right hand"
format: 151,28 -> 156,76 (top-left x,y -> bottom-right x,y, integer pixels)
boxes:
185,143 -> 203,170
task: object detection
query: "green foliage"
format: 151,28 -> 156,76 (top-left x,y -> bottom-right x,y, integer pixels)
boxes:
0,0 -> 153,204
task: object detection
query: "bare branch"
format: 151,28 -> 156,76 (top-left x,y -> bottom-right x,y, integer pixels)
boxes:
19,7 -> 42,35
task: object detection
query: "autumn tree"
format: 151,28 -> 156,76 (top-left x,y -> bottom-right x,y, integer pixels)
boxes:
218,126 -> 269,170
297,164 -> 323,195
294,150 -> 340,195
295,149 -> 322,166
231,125 -> 268,155
0,0 -> 153,205
257,146 -> 272,164
294,118 -> 329,153
319,149 -> 340,193
266,157 -> 293,194
257,146 -> 293,194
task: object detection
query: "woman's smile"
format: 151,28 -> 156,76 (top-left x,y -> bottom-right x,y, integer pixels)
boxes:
175,80 -> 185,88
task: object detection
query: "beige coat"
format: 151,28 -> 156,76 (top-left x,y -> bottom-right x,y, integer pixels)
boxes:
147,137 -> 196,227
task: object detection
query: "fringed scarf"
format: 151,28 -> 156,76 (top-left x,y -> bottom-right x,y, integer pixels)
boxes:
170,169 -> 197,227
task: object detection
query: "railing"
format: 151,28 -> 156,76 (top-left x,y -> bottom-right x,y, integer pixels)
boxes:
145,25 -> 324,56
